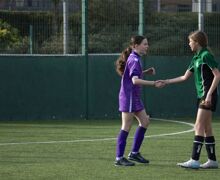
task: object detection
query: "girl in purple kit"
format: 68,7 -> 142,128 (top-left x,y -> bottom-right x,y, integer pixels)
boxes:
114,35 -> 162,166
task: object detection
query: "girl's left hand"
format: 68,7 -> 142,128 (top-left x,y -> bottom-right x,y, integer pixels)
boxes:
143,67 -> 156,75
205,94 -> 212,105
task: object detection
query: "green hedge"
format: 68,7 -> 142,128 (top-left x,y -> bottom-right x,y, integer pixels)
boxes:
0,10 -> 220,55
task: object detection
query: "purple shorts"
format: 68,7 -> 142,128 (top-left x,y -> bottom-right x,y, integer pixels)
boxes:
119,96 -> 144,112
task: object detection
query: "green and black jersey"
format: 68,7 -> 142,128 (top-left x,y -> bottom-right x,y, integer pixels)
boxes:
187,48 -> 219,98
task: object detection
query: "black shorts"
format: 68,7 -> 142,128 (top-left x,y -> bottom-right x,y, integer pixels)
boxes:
197,94 -> 218,112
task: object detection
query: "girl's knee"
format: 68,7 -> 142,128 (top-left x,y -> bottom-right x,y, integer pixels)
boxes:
140,116 -> 150,128
194,123 -> 205,135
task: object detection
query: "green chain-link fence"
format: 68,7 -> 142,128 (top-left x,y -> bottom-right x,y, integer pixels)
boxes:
0,0 -> 220,55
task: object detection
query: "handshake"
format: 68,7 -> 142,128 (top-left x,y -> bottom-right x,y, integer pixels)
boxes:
142,67 -> 171,88
154,80 -> 169,88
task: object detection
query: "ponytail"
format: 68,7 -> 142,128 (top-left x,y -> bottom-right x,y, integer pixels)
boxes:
115,47 -> 132,76
115,35 -> 146,76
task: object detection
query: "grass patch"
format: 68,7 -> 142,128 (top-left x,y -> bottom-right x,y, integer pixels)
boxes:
0,118 -> 219,180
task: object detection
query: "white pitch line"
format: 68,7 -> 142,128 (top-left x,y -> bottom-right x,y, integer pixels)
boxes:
146,118 -> 194,138
0,118 -> 194,146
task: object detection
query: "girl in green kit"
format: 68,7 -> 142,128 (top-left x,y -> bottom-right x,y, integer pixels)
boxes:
159,30 -> 220,169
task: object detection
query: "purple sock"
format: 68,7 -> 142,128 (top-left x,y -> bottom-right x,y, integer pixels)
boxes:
116,129 -> 129,158
131,126 -> 147,153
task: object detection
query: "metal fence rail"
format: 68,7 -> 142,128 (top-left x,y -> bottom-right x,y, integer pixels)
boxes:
0,0 -> 219,55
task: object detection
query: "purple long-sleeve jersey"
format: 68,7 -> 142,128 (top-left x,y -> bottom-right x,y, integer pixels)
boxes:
119,51 -> 144,112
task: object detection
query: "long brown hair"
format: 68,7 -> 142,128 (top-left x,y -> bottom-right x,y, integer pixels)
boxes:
188,30 -> 214,55
188,30 -> 208,48
115,35 -> 146,76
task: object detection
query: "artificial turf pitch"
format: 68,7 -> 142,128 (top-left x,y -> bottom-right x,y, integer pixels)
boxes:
0,118 -> 219,180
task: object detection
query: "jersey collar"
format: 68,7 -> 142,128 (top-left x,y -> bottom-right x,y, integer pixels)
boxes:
196,47 -> 208,56
132,50 -> 141,57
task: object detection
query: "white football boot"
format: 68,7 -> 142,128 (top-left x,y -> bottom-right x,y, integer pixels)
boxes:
177,159 -> 200,169
200,159 -> 218,169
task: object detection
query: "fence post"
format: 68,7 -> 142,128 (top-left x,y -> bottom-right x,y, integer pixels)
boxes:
138,0 -> 144,35
63,0 -> 68,54
198,0 -> 204,31
29,24 -> 33,54
82,0 -> 89,119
